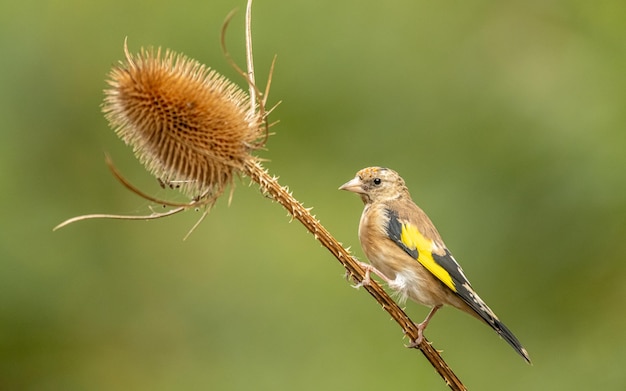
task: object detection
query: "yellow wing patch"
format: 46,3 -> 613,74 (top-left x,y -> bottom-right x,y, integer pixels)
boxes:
400,223 -> 456,292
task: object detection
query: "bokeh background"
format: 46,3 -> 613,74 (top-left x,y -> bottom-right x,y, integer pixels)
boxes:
2,0 -> 625,390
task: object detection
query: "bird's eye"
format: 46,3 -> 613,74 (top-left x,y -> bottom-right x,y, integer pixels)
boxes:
373,178 -> 382,186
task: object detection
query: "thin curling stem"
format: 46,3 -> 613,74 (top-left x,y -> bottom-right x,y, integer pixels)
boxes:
243,159 -> 467,391
245,0 -> 256,115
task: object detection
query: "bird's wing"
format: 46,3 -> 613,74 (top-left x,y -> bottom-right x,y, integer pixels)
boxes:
385,208 -> 531,363
384,208 -> 468,294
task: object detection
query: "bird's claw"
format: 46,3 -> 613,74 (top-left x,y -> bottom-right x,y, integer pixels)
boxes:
351,266 -> 373,289
405,331 -> 425,349
404,316 -> 435,348
406,336 -> 432,349
354,259 -> 392,285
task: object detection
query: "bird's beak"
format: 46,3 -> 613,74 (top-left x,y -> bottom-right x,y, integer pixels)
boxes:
339,176 -> 364,194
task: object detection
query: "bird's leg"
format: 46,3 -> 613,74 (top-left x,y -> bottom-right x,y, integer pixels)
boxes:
407,304 -> 442,348
351,258 -> 392,289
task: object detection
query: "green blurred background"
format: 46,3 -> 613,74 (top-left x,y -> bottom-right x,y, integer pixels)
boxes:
2,0 -> 625,389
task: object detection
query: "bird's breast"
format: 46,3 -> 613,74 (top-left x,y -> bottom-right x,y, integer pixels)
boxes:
358,205 -> 410,281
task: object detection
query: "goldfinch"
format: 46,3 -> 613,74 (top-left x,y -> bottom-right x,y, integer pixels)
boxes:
340,167 -> 531,363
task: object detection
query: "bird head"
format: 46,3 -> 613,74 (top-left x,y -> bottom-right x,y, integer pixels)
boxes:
339,167 -> 408,204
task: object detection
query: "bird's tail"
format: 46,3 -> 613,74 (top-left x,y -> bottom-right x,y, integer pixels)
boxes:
489,314 -> 532,364
460,294 -> 532,364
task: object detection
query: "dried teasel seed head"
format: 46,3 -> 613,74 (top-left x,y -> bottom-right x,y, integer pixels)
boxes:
102,43 -> 267,201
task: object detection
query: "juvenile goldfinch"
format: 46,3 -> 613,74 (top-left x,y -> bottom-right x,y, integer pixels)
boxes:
340,167 -> 531,363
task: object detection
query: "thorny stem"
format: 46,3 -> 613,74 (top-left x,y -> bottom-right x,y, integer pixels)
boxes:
243,159 -> 468,391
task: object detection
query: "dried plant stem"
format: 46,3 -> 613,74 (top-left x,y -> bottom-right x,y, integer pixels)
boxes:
244,159 -> 467,391
245,0 -> 256,115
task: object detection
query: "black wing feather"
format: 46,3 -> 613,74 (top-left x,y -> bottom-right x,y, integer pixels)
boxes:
384,208 -> 418,258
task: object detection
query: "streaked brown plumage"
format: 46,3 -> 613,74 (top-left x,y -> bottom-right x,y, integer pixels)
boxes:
340,167 -> 530,363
